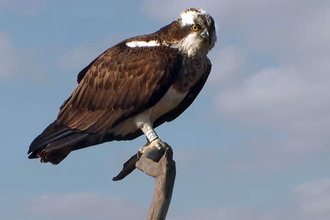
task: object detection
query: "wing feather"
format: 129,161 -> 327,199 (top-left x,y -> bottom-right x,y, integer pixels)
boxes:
57,44 -> 183,133
154,57 -> 212,126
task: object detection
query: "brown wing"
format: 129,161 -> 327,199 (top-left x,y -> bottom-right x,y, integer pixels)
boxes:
57,44 -> 183,134
154,57 -> 211,127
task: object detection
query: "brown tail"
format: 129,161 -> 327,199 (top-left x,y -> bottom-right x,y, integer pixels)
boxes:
28,121 -> 89,164
28,120 -> 146,164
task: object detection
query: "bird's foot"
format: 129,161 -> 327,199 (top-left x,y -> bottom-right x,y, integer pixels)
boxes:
139,138 -> 167,155
113,139 -> 169,181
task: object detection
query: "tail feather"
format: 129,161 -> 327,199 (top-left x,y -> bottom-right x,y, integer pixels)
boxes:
28,121 -> 89,164
28,121 -> 72,154
28,121 -> 145,164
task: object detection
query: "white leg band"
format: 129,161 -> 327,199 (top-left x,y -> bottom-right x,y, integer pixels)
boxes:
146,130 -> 158,142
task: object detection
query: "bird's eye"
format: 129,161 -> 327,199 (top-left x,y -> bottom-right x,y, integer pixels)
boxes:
192,24 -> 199,31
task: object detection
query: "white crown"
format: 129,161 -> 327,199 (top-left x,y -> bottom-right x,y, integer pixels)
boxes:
179,8 -> 207,26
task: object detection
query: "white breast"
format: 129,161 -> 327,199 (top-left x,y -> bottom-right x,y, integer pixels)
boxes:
110,86 -> 188,136
150,86 -> 188,122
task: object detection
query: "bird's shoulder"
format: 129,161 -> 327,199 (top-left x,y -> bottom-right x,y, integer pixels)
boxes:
76,34 -> 183,84
57,35 -> 185,132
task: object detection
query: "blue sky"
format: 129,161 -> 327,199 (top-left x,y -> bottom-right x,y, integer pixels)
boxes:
1,0 -> 330,219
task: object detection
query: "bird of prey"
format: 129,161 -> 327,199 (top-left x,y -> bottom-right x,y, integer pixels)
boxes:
28,8 -> 217,165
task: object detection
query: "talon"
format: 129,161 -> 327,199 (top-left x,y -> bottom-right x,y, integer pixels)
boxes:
153,139 -> 166,151
139,146 -> 146,154
138,139 -> 166,155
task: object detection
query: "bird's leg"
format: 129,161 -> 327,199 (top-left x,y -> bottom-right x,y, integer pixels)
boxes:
138,123 -> 166,155
113,120 -> 166,181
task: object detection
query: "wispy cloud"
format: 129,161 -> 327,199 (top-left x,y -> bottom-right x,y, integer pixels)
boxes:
21,179 -> 330,220
21,192 -> 146,220
59,46 -> 101,72
169,207 -> 298,220
58,34 -> 123,72
0,32 -> 19,78
0,0 -> 46,15
0,31 -> 48,83
294,178 -> 330,215
208,46 -> 246,88
168,178 -> 330,220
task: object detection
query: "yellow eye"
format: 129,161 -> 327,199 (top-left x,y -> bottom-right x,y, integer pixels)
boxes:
192,24 -> 199,31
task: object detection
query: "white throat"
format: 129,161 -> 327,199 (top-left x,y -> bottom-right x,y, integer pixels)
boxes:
173,33 -> 207,57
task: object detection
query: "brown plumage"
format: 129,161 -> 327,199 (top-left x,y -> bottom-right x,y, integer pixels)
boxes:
58,46 -> 183,132
28,8 -> 216,164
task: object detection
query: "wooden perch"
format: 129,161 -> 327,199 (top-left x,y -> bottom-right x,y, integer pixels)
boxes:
136,144 -> 176,220
113,143 -> 176,220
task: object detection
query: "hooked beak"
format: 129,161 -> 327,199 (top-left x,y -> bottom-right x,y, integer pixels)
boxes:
200,29 -> 211,44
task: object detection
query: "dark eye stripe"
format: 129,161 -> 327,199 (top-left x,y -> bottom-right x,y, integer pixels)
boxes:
197,14 -> 215,29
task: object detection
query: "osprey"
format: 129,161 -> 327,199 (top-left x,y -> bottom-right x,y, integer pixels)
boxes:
28,8 -> 217,164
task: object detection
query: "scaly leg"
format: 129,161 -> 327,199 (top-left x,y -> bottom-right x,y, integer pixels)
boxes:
134,111 -> 167,154
138,122 -> 167,154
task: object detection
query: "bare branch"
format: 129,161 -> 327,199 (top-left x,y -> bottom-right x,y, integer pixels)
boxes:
113,143 -> 176,220
136,144 -> 176,220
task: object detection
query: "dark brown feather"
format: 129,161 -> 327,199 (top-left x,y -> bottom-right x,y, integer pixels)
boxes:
57,44 -> 183,134
154,58 -> 211,126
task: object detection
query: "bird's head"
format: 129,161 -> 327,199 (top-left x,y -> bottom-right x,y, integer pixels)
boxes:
168,8 -> 217,57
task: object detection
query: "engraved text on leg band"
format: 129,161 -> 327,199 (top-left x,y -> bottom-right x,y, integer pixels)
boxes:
146,130 -> 158,142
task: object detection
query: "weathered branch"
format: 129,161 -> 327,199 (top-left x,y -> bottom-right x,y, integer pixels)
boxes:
136,144 -> 176,220
113,143 -> 176,220
112,153 -> 140,181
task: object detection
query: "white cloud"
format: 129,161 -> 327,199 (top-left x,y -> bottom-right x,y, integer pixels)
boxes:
58,35 -> 122,72
294,178 -> 330,217
216,66 -> 308,125
140,1 -> 189,23
59,46 -> 101,72
0,32 -> 19,77
0,0 -> 46,15
0,32 -> 48,82
169,178 -> 330,220
208,46 -> 246,87
169,207 -> 299,220
20,179 -> 330,220
21,192 -> 146,220
295,178 -> 330,197
217,63 -> 330,172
